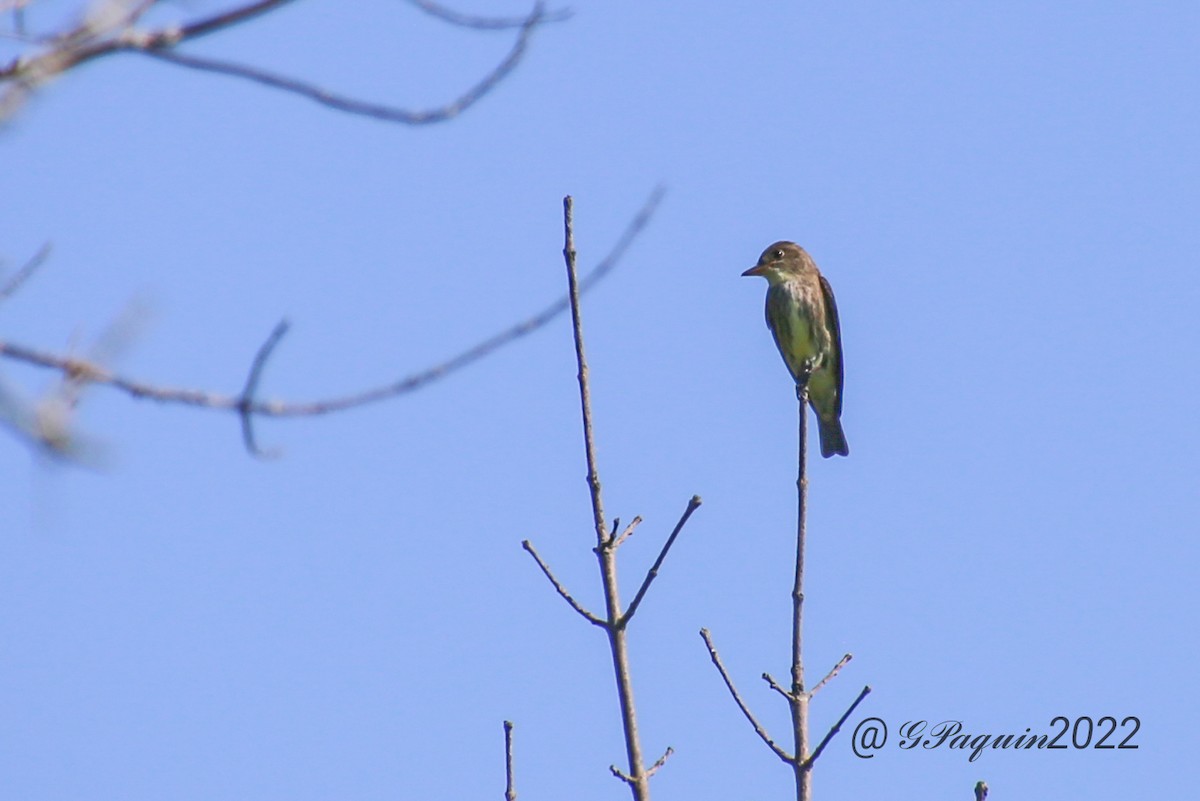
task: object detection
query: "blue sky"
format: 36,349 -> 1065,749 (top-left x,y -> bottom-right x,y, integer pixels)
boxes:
1,1 -> 1196,799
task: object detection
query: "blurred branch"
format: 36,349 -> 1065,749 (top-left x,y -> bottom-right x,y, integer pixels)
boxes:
407,0 -> 570,30
0,293 -> 148,463
0,189 -> 664,455
1,0 -> 558,123
238,318 -> 290,458
4,0 -> 29,36
139,3 -> 548,125
0,242 -> 51,303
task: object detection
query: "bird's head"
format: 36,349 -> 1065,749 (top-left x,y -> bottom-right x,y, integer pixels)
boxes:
742,241 -> 806,282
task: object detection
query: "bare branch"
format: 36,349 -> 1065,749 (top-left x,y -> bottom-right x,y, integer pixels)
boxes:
1,1 -> 300,116
159,0 -> 300,43
699,628 -> 791,762
790,389 -> 811,796
2,0 -> 555,125
0,242 -> 51,303
609,747 -> 671,784
521,540 -> 604,627
0,190 -> 664,450
503,720 -> 517,801
802,684 -> 871,769
407,0 -> 570,30
238,318 -> 289,458
620,495 -> 701,627
562,195 -> 655,800
811,653 -> 852,697
138,3 -> 547,125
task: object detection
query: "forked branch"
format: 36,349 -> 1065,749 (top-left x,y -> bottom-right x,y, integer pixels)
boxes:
0,190 -> 664,457
1,0 -> 566,122
524,195 -> 700,801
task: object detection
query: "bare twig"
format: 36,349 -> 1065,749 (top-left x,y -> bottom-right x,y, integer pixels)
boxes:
811,653 -> 852,697
0,242 -> 51,303
609,765 -> 632,784
621,495 -> 701,626
699,628 -> 790,762
238,318 -> 289,458
612,515 -> 642,548
0,190 -> 664,452
503,720 -> 517,801
763,672 -> 793,701
645,746 -> 673,777
521,540 -> 604,626
407,0 -> 570,29
802,685 -> 871,769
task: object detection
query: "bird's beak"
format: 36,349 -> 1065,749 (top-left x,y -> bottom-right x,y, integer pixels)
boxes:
742,264 -> 766,277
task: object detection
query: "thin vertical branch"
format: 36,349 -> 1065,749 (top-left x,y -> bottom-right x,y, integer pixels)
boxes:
562,196 -> 608,547
703,268 -> 862,794
503,720 -> 517,801
562,195 -> 649,801
792,388 -> 811,801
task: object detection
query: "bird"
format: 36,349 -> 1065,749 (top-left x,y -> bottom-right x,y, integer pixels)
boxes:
742,241 -> 848,457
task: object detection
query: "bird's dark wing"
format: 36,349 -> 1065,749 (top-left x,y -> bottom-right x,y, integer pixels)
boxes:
818,274 -> 844,415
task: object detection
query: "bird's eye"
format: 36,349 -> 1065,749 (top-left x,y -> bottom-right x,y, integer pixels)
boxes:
775,249 -> 785,259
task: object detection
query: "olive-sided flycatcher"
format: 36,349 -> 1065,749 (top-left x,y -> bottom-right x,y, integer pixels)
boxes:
743,241 -> 849,457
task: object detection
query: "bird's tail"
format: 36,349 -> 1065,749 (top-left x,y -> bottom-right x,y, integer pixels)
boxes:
817,416 -> 849,458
